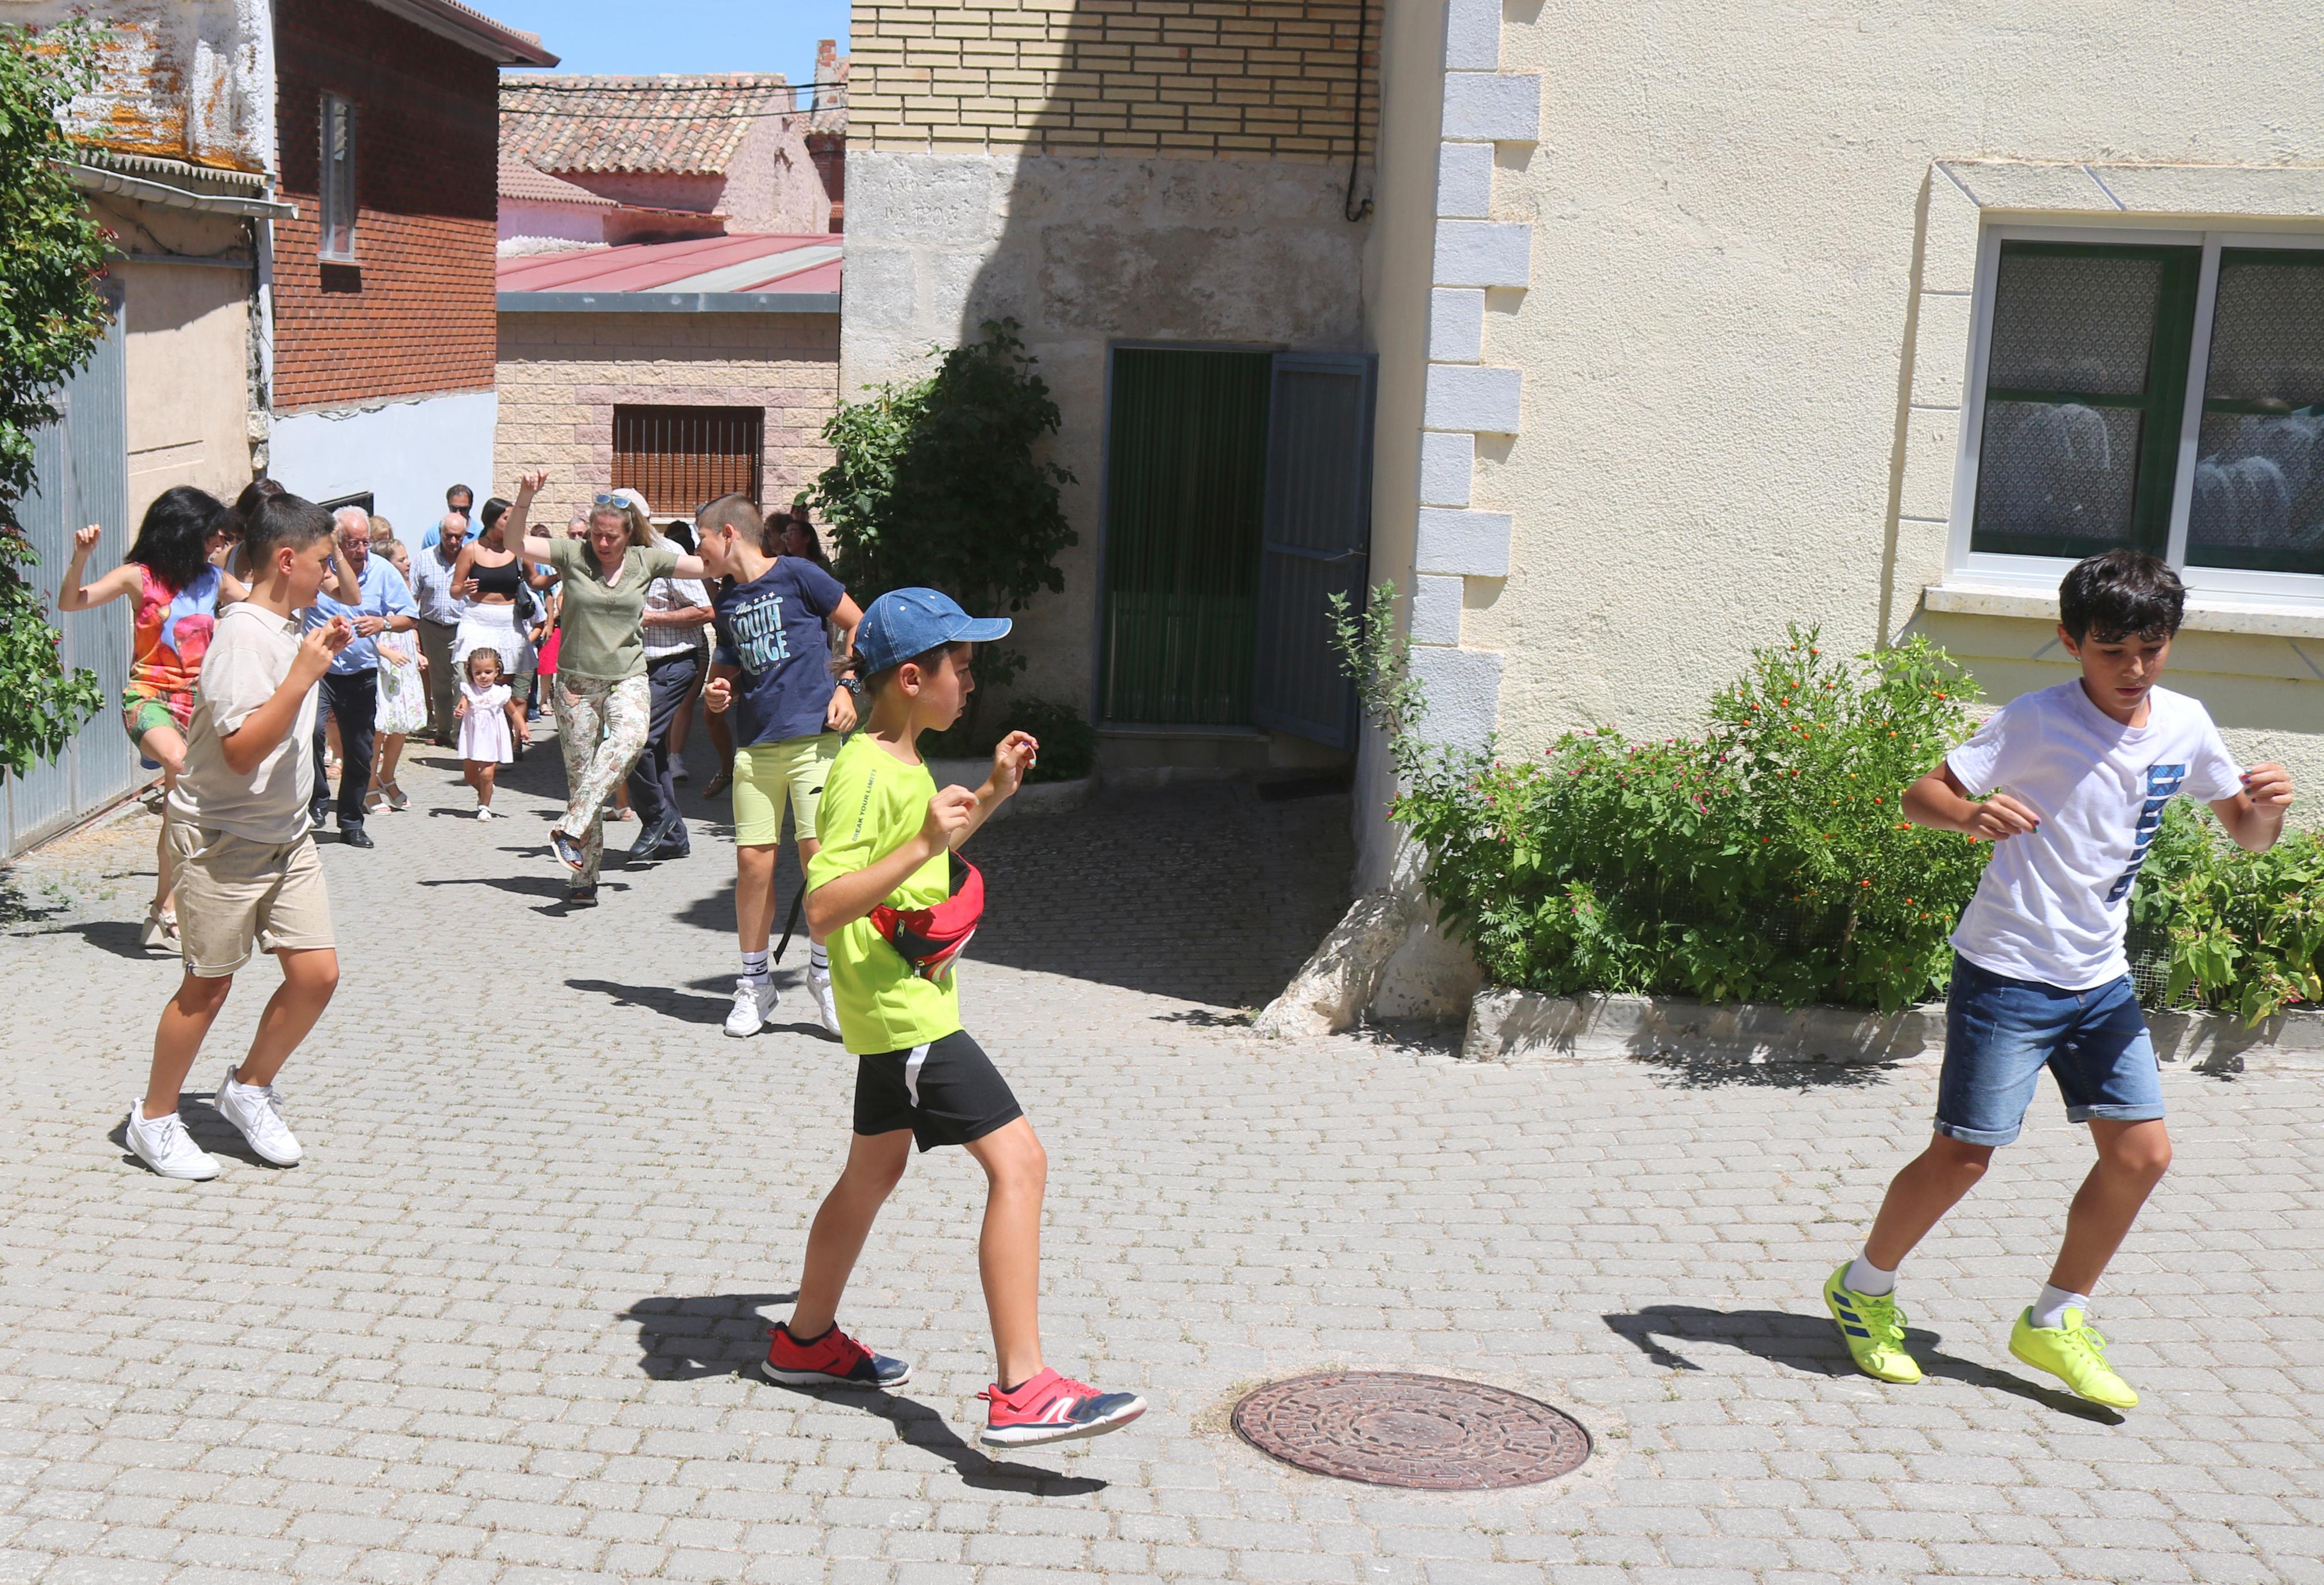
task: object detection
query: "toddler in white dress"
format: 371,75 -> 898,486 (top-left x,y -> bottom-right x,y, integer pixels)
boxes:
455,650 -> 530,818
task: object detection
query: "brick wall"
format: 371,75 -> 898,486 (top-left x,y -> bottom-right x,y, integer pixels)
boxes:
852,0 -> 1376,159
271,0 -> 498,413
494,311 -> 841,525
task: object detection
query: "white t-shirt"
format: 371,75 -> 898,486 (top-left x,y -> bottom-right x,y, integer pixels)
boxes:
1947,680 -> 2242,990
168,603 -> 319,845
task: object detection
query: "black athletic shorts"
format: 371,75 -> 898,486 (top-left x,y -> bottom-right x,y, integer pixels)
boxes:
853,1029 -> 1023,1152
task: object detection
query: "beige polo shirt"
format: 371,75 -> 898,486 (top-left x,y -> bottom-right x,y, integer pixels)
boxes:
167,603 -> 319,844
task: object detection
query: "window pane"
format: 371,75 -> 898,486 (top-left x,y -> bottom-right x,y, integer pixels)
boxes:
1972,401 -> 2144,555
1985,252 -> 2163,397
2188,252 -> 2324,575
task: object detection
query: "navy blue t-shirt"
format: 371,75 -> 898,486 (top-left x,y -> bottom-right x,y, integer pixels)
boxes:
712,557 -> 848,747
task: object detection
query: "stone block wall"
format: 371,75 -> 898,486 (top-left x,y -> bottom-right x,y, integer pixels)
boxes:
852,0 -> 1375,160
494,311 -> 840,526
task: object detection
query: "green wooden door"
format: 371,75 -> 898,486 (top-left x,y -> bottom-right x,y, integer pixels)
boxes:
1099,347 -> 1273,725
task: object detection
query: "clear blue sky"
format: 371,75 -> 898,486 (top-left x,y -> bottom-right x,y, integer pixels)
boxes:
483,0 -> 850,99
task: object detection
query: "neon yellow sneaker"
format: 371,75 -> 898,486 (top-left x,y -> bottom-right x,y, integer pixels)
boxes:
1823,1263 -> 1921,1384
2008,1308 -> 2137,1409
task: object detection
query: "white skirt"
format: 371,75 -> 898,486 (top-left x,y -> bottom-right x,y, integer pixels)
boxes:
454,602 -> 525,676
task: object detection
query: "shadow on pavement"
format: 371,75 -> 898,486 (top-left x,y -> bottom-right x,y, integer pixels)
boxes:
1627,1053 -> 1903,1091
965,783 -> 1352,1008
617,1292 -> 1107,1495
568,976 -> 737,1026
1602,1305 -> 2123,1424
28,919 -> 156,961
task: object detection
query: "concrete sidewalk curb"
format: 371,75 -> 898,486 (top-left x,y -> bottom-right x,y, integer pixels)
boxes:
1463,985 -> 2324,1075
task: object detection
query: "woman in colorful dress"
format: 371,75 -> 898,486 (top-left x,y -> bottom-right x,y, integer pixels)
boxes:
55,486 -> 240,949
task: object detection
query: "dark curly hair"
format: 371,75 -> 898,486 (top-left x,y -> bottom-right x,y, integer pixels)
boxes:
2060,549 -> 2185,644
125,486 -> 226,591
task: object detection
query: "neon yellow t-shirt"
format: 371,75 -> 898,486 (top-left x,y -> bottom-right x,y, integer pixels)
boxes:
806,733 -> 961,1053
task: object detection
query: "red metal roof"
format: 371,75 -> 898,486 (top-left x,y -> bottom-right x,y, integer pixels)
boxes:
496,234 -> 842,296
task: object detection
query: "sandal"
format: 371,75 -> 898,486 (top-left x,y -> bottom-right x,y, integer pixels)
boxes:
140,905 -> 179,952
566,883 -> 599,907
550,830 -> 588,872
702,770 -> 732,798
364,787 -> 386,813
383,779 -> 409,812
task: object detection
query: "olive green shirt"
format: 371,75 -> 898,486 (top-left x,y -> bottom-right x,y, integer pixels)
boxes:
545,538 -> 681,682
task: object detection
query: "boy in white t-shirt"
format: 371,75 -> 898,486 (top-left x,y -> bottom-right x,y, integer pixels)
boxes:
1827,551 -> 2294,1408
126,494 -> 352,1181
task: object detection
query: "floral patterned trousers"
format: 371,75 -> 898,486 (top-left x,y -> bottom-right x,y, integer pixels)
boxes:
552,674 -> 651,884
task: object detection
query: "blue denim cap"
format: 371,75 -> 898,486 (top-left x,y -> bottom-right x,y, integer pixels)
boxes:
855,587 -> 1011,674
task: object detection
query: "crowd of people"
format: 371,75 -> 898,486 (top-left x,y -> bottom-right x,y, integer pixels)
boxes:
47,479 -> 2305,1440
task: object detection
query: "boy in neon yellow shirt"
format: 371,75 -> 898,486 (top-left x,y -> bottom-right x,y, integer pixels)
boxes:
760,588 -> 1147,1449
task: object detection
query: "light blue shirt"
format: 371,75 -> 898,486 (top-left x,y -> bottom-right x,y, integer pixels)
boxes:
308,555 -> 417,674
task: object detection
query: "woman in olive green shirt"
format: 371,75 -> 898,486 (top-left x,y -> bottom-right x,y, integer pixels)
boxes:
508,471 -> 715,902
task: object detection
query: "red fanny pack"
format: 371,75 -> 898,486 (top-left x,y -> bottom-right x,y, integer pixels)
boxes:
870,853 -> 984,980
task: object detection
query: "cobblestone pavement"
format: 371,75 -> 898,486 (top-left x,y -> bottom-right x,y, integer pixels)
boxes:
0,732 -> 2319,1584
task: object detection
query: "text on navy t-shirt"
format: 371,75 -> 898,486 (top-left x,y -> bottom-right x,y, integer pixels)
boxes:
712,557 -> 847,746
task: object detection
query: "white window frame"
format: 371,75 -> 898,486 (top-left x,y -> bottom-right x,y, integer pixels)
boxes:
1948,219 -> 2324,614
319,92 -> 357,263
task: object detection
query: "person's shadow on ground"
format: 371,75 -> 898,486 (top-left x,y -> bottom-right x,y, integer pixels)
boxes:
568,975 -> 838,1040
1602,1304 -> 2123,1424
617,1292 -> 1107,1494
27,919 -> 155,961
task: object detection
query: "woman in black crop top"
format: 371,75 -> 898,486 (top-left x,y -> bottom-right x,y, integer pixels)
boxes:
451,497 -> 533,695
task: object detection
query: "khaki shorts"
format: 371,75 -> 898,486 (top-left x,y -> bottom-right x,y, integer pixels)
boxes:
731,733 -> 841,847
168,824 -> 335,978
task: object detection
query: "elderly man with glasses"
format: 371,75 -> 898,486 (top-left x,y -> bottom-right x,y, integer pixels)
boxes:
305,506 -> 417,849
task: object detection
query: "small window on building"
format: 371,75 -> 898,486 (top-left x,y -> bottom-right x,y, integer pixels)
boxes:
320,93 -> 357,261
612,405 -> 765,515
1961,233 -> 2324,591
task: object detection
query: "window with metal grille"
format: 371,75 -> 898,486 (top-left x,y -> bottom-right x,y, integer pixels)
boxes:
610,405 -> 764,517
319,94 -> 356,261
1959,232 -> 2324,591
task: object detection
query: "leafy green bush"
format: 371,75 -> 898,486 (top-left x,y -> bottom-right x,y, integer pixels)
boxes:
2130,801 -> 2324,1023
0,22 -> 113,779
998,697 -> 1096,784
916,695 -> 1097,784
1389,624 -> 1989,1012
1338,582 -> 2323,1021
813,319 -> 1075,743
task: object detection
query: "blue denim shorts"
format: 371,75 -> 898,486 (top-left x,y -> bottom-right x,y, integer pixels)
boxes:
1934,954 -> 2165,1147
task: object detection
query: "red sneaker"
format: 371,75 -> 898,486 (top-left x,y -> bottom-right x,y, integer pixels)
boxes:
760,1322 -> 911,1388
978,1368 -> 1146,1448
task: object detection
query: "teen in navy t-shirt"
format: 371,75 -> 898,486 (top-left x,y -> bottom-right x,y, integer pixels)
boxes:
697,497 -> 863,1040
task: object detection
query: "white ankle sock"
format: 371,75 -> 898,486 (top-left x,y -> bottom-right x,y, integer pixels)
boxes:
741,949 -> 770,981
809,942 -> 828,970
1844,1254 -> 1897,1297
2030,1283 -> 2088,1330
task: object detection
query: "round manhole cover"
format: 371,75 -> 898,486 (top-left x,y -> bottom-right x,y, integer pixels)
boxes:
1231,1372 -> 1591,1490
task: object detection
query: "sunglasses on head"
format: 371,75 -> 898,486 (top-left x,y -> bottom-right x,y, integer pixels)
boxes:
593,493 -> 628,506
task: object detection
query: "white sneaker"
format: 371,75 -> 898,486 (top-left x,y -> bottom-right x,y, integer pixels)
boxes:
724,975 -> 779,1038
809,961 -> 842,1038
476,805 -> 495,821
214,1067 -> 302,1166
124,1105 -> 219,1180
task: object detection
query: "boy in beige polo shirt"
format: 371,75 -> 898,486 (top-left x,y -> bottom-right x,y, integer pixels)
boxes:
126,494 -> 352,1180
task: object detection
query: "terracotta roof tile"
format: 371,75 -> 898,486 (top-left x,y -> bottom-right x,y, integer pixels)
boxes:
497,157 -> 615,206
500,73 -> 800,176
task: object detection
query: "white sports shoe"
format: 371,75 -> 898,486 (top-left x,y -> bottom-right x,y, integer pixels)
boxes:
124,1105 -> 220,1180
476,805 -> 495,821
809,961 -> 842,1037
724,976 -> 779,1038
214,1067 -> 302,1165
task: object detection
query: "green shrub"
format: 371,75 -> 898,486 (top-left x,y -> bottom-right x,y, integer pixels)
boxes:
1338,583 -> 2324,1021
1385,623 -> 1990,1013
916,695 -> 1097,784
2130,801 -> 2324,1024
